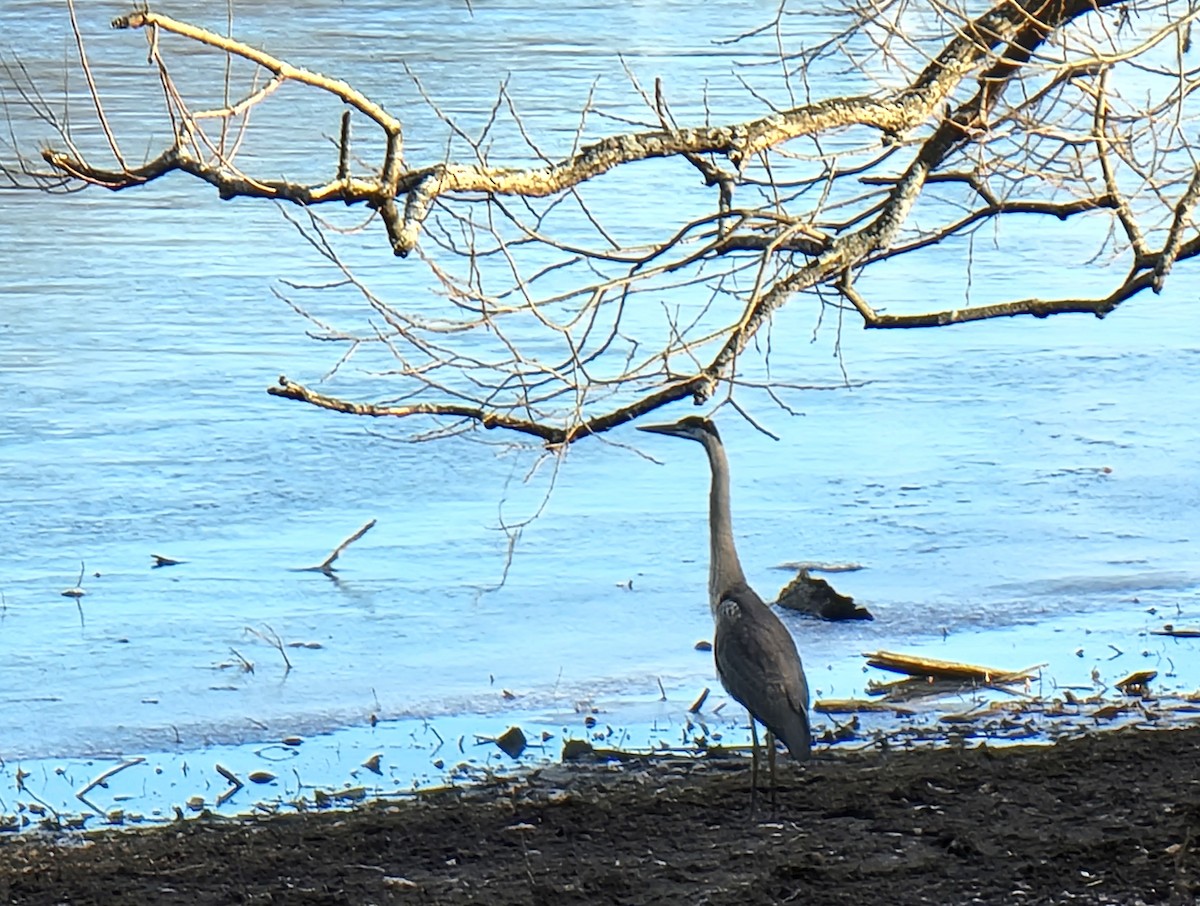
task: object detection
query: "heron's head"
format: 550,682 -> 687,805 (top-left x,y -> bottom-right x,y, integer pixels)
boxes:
636,415 -> 720,445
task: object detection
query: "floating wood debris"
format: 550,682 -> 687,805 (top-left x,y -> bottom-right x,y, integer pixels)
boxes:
939,709 -> 988,724
75,757 -> 145,816
560,740 -> 670,763
865,675 -> 985,701
215,764 -> 243,806
1150,625 -> 1200,638
814,698 -> 916,717
688,687 -> 710,714
863,650 -> 1042,684
314,787 -> 366,806
1092,703 -> 1126,721
1115,670 -> 1157,696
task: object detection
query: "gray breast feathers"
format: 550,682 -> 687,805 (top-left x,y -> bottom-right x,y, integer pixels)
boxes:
713,588 -> 811,758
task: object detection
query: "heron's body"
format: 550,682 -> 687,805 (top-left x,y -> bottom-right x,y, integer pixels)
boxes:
639,416 -> 812,764
714,583 -> 811,758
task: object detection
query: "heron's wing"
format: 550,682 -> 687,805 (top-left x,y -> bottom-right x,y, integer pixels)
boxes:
713,586 -> 811,757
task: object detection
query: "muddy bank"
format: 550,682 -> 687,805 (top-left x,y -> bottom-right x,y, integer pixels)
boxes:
1,725 -> 1197,905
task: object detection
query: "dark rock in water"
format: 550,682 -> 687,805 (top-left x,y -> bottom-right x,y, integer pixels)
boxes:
775,568 -> 873,621
495,726 -> 528,759
562,739 -> 596,762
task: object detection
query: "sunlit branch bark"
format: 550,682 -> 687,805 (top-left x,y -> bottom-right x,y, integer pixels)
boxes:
1153,163 -> 1200,292
267,374 -> 710,446
46,0 -> 1114,255
10,0 -> 1198,445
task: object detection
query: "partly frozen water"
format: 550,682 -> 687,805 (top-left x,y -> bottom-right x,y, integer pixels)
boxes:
0,0 -> 1197,825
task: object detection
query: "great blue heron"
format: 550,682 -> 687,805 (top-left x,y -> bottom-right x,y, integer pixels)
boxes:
639,415 -> 811,803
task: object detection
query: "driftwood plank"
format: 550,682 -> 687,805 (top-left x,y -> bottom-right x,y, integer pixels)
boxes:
863,650 -> 1042,684
1150,626 -> 1200,638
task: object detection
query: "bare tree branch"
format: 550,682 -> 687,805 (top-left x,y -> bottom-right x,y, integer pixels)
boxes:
9,0 -> 1198,444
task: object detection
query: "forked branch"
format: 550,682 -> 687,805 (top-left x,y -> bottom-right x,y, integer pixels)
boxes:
13,0 -> 1199,444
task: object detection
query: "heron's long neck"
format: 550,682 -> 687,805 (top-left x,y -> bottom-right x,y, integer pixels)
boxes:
705,437 -> 748,613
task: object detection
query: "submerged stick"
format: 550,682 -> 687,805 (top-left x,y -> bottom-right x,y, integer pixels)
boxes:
61,560 -> 87,598
75,757 -> 146,815
245,624 -> 292,673
215,764 -> 244,806
299,519 -> 377,575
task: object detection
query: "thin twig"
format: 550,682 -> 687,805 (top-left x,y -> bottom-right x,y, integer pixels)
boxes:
245,624 -> 293,673
75,757 -> 146,815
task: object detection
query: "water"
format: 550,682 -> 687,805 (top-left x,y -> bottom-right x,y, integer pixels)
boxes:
1,0 -> 1198,825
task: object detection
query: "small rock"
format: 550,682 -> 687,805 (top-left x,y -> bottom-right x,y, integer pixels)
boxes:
382,877 -> 419,890
775,568 -> 872,621
495,726 -> 527,759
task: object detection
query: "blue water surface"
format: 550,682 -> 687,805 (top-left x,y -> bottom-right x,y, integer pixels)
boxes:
0,0 -> 1197,823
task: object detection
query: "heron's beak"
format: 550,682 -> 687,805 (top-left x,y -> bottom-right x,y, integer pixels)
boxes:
636,421 -> 685,437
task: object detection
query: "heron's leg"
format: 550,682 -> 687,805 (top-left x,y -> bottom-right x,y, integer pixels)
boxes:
766,728 -> 777,811
748,714 -> 759,815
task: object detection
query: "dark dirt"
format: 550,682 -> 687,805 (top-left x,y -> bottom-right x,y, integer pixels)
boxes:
1,726 -> 1198,905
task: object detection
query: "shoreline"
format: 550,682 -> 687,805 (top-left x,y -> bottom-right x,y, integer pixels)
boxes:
2,723 -> 1197,904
